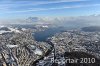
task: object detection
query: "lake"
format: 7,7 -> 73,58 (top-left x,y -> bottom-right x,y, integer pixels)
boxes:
34,27 -> 68,41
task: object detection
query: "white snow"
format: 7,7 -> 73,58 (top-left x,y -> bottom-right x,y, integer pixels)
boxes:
6,45 -> 18,48
34,48 -> 43,56
21,28 -> 27,31
0,25 -> 5,28
30,45 -> 36,49
0,26 -> 21,34
8,27 -> 21,33
0,31 -> 12,34
42,25 -> 48,28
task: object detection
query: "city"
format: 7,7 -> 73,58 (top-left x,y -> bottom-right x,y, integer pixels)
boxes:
0,0 -> 100,66
0,25 -> 100,66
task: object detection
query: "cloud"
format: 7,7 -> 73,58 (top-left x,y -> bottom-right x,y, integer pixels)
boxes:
38,15 -> 100,27
31,0 -> 86,5
0,0 -> 86,5
54,15 -> 100,27
0,0 -> 86,12
1,3 -> 100,14
0,0 -> 98,14
1,15 -> 100,28
0,0 -> 86,9
1,16 -> 100,32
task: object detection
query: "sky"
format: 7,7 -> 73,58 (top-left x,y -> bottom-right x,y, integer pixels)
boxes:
0,0 -> 100,26
0,0 -> 100,19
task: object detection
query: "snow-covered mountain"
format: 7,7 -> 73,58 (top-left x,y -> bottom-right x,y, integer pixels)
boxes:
0,26 -> 22,34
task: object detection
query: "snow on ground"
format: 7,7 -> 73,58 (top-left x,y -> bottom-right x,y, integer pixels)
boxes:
6,45 -> 19,48
34,48 -> 43,56
0,26 -> 21,34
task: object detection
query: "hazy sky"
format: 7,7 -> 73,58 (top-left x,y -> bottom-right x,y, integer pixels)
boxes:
0,0 -> 100,19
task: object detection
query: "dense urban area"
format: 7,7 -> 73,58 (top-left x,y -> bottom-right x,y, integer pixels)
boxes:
0,25 -> 100,66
